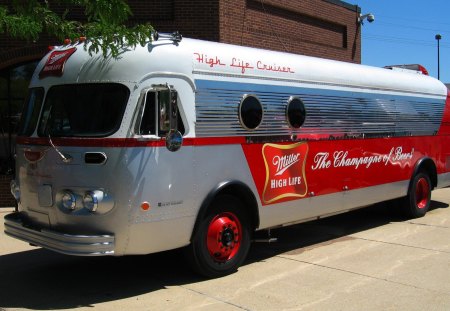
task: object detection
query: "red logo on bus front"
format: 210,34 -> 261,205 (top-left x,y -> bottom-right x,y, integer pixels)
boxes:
39,47 -> 77,79
262,142 -> 308,204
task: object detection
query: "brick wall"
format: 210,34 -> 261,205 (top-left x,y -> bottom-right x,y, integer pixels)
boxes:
0,0 -> 360,70
0,175 -> 14,207
219,0 -> 360,63
137,0 -> 220,42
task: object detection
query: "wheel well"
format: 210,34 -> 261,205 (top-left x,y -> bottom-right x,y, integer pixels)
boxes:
191,181 -> 260,242
414,157 -> 437,189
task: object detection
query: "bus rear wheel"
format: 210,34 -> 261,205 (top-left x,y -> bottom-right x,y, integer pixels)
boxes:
403,172 -> 432,218
187,195 -> 251,278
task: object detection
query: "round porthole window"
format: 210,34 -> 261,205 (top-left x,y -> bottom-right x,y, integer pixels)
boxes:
239,95 -> 263,130
286,97 -> 306,129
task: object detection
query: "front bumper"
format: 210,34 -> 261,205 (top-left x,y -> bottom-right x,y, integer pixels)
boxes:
4,212 -> 115,256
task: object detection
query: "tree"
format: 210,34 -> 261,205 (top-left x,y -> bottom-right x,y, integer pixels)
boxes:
0,0 -> 154,57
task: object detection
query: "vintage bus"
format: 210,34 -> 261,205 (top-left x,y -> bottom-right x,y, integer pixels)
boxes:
5,33 -> 450,277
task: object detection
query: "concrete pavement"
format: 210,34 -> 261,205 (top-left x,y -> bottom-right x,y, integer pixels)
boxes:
1,188 -> 450,310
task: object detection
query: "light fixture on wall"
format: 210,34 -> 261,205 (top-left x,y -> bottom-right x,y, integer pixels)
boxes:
359,13 -> 375,24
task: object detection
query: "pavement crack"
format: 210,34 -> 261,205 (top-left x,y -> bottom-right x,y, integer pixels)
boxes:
179,285 -> 252,311
406,221 -> 450,229
353,236 -> 450,254
276,255 -> 450,295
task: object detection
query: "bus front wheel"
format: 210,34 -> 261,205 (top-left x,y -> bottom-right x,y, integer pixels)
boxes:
187,195 -> 251,278
403,172 -> 432,218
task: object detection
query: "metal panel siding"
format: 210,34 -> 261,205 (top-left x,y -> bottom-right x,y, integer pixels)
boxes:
195,80 -> 445,137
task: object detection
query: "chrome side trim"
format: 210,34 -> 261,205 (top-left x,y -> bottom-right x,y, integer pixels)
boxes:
4,213 -> 115,256
195,82 -> 445,138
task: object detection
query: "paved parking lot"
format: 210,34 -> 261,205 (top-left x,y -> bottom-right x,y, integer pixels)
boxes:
1,188 -> 450,310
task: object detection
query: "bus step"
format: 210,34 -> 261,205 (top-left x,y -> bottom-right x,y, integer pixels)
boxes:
253,237 -> 278,243
253,230 -> 277,243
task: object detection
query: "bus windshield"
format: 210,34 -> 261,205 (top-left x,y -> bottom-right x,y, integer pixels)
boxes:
37,83 -> 130,137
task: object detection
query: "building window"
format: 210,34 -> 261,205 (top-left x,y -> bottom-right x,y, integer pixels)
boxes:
0,61 -> 39,174
239,94 -> 263,130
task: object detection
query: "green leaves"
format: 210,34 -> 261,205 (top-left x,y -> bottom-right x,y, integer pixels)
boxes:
84,23 -> 154,57
83,0 -> 131,24
0,0 -> 155,58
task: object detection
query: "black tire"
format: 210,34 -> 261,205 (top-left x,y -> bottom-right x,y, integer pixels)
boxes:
402,172 -> 432,218
186,194 -> 251,278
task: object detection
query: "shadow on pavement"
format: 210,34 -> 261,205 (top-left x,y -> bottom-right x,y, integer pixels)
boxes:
248,199 -> 449,262
0,199 -> 447,309
0,248 -> 202,309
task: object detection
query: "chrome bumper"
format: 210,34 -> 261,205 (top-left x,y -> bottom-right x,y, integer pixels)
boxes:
4,212 -> 115,256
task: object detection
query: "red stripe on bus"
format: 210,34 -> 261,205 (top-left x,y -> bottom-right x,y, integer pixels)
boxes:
15,136 -> 246,147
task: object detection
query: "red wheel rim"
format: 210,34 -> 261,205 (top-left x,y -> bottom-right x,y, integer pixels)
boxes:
206,212 -> 242,263
415,177 -> 430,209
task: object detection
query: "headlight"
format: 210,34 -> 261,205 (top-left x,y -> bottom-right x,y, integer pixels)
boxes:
61,191 -> 76,210
57,189 -> 113,214
83,191 -> 102,212
10,180 -> 20,201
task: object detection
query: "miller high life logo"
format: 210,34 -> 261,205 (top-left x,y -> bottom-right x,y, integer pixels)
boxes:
262,142 -> 308,204
39,47 -> 77,79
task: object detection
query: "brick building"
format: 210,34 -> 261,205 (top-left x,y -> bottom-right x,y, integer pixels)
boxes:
0,0 -> 361,206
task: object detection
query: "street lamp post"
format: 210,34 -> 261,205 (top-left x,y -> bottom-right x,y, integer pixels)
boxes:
435,34 -> 442,80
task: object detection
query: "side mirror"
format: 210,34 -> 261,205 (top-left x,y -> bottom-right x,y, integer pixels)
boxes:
166,130 -> 183,152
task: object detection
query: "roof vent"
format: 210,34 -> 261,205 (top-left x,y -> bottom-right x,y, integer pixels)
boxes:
384,64 -> 429,75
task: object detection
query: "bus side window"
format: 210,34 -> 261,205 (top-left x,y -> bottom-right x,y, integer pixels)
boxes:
139,89 -> 185,136
158,90 -> 171,135
158,90 -> 185,136
139,91 -> 156,135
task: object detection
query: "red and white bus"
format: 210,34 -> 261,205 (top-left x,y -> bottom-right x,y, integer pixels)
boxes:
5,33 -> 450,277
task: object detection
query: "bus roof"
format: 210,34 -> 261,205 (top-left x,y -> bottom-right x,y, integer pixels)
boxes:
31,37 -> 447,99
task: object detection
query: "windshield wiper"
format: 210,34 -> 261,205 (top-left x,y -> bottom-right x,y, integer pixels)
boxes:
48,134 -> 72,163
44,105 -> 72,164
